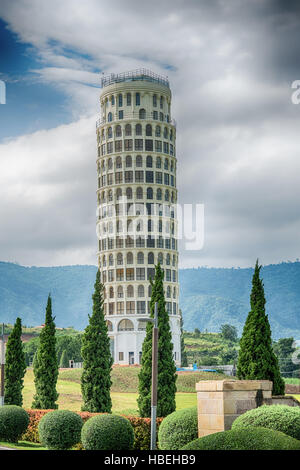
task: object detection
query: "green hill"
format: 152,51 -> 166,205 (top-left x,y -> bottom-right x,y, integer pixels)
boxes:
0,261 -> 300,339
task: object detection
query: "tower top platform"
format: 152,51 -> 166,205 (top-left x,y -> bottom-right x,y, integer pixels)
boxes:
100,68 -> 170,90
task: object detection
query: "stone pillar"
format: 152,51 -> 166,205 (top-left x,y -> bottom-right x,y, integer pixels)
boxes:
196,380 -> 273,438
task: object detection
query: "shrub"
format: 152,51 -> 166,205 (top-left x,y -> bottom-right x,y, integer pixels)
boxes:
158,406 -> 198,450
182,427 -> 300,450
81,414 -> 134,450
38,410 -> 83,450
231,405 -> 300,440
0,405 -> 29,442
22,409 -> 163,449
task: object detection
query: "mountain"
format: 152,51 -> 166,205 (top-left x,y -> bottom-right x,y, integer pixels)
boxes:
0,261 -> 300,339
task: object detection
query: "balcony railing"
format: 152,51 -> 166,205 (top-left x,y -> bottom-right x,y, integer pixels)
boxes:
96,111 -> 176,128
100,69 -> 170,89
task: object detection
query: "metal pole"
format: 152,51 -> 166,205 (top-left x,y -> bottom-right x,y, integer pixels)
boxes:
150,303 -> 158,451
0,323 -> 4,406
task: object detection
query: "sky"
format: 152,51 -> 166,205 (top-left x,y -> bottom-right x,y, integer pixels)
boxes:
0,0 -> 300,268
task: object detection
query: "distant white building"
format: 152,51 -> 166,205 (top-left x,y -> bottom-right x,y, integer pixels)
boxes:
96,69 -> 181,366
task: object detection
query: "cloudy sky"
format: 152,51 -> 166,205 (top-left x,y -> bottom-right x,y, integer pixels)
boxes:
0,0 -> 300,268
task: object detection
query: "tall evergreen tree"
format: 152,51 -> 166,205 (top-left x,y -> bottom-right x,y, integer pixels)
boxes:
237,260 -> 285,395
81,270 -> 113,413
32,295 -> 59,409
59,350 -> 69,368
179,309 -> 188,367
138,263 -> 177,417
4,317 -> 26,406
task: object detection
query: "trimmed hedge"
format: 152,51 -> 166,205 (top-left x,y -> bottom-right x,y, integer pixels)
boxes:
181,427 -> 300,450
22,409 -> 163,450
81,414 -> 134,450
158,406 -> 198,450
0,405 -> 29,443
38,410 -> 83,450
232,405 -> 300,440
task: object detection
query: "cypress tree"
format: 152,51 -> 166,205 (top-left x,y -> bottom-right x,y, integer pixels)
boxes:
81,269 -> 113,413
32,294 -> 59,409
138,263 -> 177,417
237,260 -> 285,395
59,350 -> 69,368
179,309 -> 188,367
4,317 -> 26,406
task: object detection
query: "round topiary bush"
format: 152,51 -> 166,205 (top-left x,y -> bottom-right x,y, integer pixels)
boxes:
158,406 -> 198,450
38,410 -> 83,450
81,414 -> 134,450
231,405 -> 300,440
181,427 -> 300,450
0,405 -> 29,442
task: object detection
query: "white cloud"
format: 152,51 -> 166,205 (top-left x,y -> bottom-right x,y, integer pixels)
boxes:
0,0 -> 300,267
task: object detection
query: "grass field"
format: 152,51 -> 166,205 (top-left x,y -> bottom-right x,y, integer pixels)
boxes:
22,367 -> 229,414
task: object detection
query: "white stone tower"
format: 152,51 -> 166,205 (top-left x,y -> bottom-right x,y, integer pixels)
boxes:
96,69 -> 181,366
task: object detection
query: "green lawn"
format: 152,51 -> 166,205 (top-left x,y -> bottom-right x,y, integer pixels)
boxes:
23,367 -> 202,414
0,441 -> 46,450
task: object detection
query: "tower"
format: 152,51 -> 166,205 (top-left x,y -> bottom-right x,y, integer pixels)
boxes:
96,69 -> 181,366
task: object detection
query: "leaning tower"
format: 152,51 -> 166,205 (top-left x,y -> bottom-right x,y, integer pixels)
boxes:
96,69 -> 181,366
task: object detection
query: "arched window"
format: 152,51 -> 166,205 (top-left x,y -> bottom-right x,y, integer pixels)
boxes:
118,94 -> 123,107
136,187 -> 143,199
165,189 -> 169,201
166,253 -> 171,265
137,285 -> 144,298
164,127 -> 168,139
116,188 -> 122,200
108,127 -> 112,138
116,156 -> 122,168
170,129 -> 173,141
153,94 -> 157,107
136,155 -> 142,167
148,252 -> 154,264
127,285 -> 134,297
116,125 -> 122,137
135,92 -> 140,106
147,187 -> 153,199
126,93 -> 131,106
109,254 -> 114,266
102,255 -> 106,267
135,124 -> 142,135
107,320 -> 113,331
159,112 -> 164,121
127,252 -> 133,264
108,158 -> 113,170
109,287 -> 114,298
146,155 -> 153,168
160,96 -> 163,108
117,253 -> 123,265
101,160 -> 105,171
173,287 -> 176,298
107,112 -> 113,122
137,252 -> 144,264
136,219 -> 143,232
139,108 -> 146,119
118,319 -> 134,331
156,157 -> 161,168
126,187 -> 132,199
117,220 -> 123,233
111,95 -> 115,105
158,252 -> 163,264
148,219 -> 153,232
125,124 -> 132,136
117,286 -> 124,298
146,124 -> 152,136
157,188 -> 162,200
155,125 -> 161,137
164,158 -> 169,170
108,190 -> 113,201
126,155 -> 132,167
127,219 -> 133,233
167,286 -> 171,298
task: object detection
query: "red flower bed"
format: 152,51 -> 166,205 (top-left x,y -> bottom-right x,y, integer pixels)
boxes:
22,409 -> 163,450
